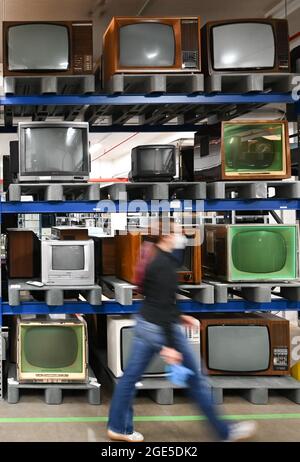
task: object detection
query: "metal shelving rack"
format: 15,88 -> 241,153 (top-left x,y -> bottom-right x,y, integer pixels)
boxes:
1,91 -> 300,328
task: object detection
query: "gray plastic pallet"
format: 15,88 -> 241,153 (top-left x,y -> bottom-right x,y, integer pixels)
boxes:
101,276 -> 214,305
207,375 -> 300,405
8,182 -> 100,202
205,73 -> 297,94
4,75 -> 95,95
205,280 -> 300,303
105,73 -> 204,95
7,364 -> 101,405
101,181 -> 206,201
8,279 -> 102,307
206,180 -> 300,200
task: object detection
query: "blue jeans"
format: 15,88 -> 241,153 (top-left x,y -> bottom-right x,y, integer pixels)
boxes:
108,315 -> 230,440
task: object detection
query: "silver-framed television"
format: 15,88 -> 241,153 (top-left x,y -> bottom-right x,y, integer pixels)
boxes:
18,121 -> 90,182
42,240 -> 95,286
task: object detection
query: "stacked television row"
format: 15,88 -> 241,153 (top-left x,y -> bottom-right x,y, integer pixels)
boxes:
1,16 -> 298,93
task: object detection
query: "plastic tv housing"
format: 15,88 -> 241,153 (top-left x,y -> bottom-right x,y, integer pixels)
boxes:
3,21 -> 93,76
130,145 -> 176,182
107,315 -> 201,378
194,313 -> 290,376
202,224 -> 298,282
41,240 -> 95,286
201,18 -> 290,74
17,315 -> 88,383
194,120 -> 291,181
102,16 -> 201,86
17,122 -> 90,182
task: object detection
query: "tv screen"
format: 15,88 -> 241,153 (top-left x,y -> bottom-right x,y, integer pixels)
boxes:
212,22 -> 275,70
230,225 -> 297,280
207,325 -> 270,372
121,326 -> 165,374
119,23 -> 175,67
223,123 -> 285,174
52,245 -> 84,271
21,325 -> 83,372
23,126 -> 86,174
8,24 -> 69,71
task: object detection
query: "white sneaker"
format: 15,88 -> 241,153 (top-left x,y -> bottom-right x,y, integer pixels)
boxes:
107,429 -> 144,442
224,421 -> 257,442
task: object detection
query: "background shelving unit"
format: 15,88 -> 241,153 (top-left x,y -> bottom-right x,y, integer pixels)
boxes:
1,91 -> 300,328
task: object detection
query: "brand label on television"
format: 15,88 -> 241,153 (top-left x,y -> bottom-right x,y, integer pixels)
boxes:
273,347 -> 289,370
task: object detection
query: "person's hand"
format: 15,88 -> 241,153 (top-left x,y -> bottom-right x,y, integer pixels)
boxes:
180,315 -> 199,329
160,347 -> 182,365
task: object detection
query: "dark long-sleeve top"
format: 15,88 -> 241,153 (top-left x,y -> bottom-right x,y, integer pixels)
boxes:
139,247 -> 181,348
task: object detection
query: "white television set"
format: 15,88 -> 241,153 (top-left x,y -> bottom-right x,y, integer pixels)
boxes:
42,240 -> 95,286
107,315 -> 201,378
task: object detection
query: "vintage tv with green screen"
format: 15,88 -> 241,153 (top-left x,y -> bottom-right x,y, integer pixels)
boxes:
202,224 -> 297,282
194,120 -> 291,181
17,315 -> 88,383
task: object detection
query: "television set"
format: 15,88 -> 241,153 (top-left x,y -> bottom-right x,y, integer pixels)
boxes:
130,145 -> 176,182
194,120 -> 291,181
201,18 -> 290,75
102,17 -> 201,86
107,315 -> 201,378
18,122 -> 90,182
42,240 -> 95,286
194,313 -> 290,376
3,21 -> 93,76
7,229 -> 41,279
115,229 -> 201,284
202,224 -> 297,282
51,227 -> 89,241
17,315 -> 88,383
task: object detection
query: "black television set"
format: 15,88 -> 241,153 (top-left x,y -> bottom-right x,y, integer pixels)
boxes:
130,145 -> 176,182
201,18 -> 290,74
18,122 -> 90,182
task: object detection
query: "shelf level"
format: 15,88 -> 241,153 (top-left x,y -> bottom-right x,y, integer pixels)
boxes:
0,92 -> 299,107
2,199 -> 300,214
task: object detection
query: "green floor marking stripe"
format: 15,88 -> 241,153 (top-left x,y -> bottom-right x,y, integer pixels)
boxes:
2,413 -> 300,424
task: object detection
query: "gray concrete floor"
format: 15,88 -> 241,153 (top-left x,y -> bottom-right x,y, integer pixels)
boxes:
1,371 -> 300,442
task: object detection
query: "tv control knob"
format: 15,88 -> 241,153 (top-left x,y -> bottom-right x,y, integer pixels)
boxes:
184,274 -> 192,282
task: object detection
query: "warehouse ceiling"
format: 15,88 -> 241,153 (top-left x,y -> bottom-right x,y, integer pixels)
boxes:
0,0 -> 286,64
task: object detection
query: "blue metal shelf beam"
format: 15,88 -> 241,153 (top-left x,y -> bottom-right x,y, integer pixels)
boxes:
0,93 -> 297,106
2,299 -> 300,319
2,199 -> 300,214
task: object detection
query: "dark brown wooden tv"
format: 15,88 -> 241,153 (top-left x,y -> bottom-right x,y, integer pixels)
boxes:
102,16 -> 201,86
3,21 -> 93,76
115,229 -> 202,285
7,229 -> 41,278
201,18 -> 290,75
194,313 -> 290,376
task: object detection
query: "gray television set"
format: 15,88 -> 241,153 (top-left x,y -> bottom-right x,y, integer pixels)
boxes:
18,122 -> 90,182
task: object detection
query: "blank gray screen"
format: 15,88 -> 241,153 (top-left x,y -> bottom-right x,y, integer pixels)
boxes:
122,327 -> 165,374
8,24 -> 69,71
208,326 -> 270,372
24,127 -> 84,173
212,23 -> 275,70
120,23 -> 175,67
140,147 -> 175,172
52,246 -> 84,271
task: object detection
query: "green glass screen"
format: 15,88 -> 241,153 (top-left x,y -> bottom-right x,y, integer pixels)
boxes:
224,123 -> 284,174
20,325 -> 83,373
229,226 -> 297,281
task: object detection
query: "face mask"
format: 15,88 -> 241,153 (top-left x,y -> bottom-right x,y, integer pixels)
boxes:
173,234 -> 188,249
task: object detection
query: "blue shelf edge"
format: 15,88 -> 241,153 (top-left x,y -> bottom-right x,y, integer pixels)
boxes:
1,299 -> 300,317
2,198 -> 300,213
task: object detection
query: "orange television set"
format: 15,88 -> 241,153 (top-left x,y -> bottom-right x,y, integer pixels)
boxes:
102,16 -> 201,85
